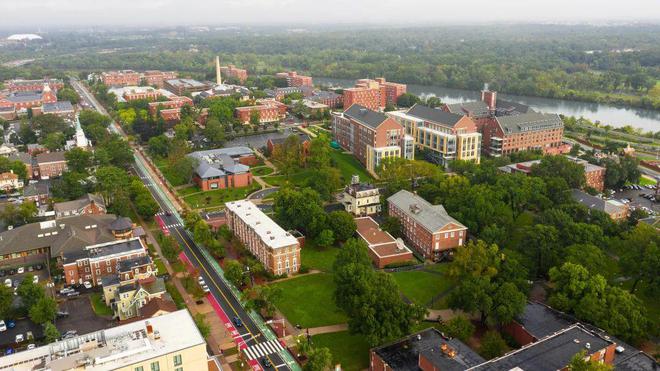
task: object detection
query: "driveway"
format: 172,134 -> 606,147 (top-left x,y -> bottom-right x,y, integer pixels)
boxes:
248,187 -> 279,200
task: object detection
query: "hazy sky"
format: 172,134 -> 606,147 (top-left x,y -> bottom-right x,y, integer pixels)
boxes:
1,0 -> 659,28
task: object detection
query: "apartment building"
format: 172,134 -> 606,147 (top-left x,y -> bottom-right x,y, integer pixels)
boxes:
35,151 -> 67,179
164,78 -> 211,95
225,200 -> 301,275
340,175 -> 381,216
148,95 -> 193,122
499,156 -> 606,192
275,71 -> 313,87
388,190 -> 467,261
342,78 -> 407,111
142,70 -> 178,88
187,147 -> 255,191
332,104 -> 414,175
6,78 -> 64,92
0,310 -> 209,371
101,70 -> 141,86
220,64 -> 248,83
388,104 -> 482,166
443,86 -> 567,156
235,99 -> 288,124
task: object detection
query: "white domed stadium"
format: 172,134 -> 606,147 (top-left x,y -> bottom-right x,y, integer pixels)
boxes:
7,34 -> 43,41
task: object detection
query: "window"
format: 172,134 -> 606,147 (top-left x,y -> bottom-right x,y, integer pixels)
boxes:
173,354 -> 182,366
175,368 -> 183,371
135,367 -> 144,371
444,233 -> 448,238
150,362 -> 160,371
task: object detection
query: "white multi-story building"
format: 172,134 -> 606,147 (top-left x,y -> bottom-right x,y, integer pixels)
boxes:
341,175 -> 381,216
0,310 -> 210,371
225,200 -> 301,275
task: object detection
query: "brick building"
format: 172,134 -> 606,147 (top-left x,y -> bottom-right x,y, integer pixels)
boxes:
342,78 -> 407,111
148,96 -> 193,122
388,104 -> 482,167
101,70 -> 141,87
8,153 -> 33,179
142,70 -> 178,88
121,87 -> 163,102
388,190 -> 467,261
571,189 -> 629,221
275,71 -> 313,87
264,86 -> 313,101
6,78 -> 64,92
310,90 -> 343,108
235,99 -> 287,124
220,65 -> 248,83
0,84 -> 58,110
38,101 -> 75,119
443,87 -> 566,156
225,200 -> 301,275
266,133 -> 311,158
53,193 -> 106,219
332,104 -> 414,175
499,156 -> 606,192
187,147 -> 255,191
355,217 -> 413,268
163,78 -> 211,96
35,151 -> 67,179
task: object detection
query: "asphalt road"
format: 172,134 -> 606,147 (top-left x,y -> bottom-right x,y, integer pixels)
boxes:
71,78 -> 296,371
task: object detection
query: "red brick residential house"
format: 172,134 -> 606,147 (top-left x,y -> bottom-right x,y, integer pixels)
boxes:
187,147 -> 254,191
342,78 -> 407,111
35,151 -> 68,179
275,71 -> 313,87
332,104 -> 415,174
387,190 -> 467,261
266,133 -> 311,157
101,70 -> 141,87
54,193 -> 106,219
235,99 -> 287,124
355,217 -> 413,268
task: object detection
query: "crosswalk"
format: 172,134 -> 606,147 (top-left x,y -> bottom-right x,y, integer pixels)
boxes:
165,223 -> 183,228
243,339 -> 285,360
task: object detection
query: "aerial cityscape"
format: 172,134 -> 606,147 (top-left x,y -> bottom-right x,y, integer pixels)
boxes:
0,1 -> 658,370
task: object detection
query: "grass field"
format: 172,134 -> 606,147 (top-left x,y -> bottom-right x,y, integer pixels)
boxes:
153,258 -> 167,276
90,293 -> 113,316
182,183 -> 262,208
391,264 -> 454,309
252,166 -> 274,176
311,331 -> 371,371
329,150 -> 373,184
270,273 -> 347,328
300,241 -> 340,273
262,170 -> 314,187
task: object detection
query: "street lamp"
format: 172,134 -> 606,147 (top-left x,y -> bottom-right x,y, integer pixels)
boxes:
266,318 -> 286,337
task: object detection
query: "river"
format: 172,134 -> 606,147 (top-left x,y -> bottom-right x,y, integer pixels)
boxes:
315,77 -> 660,132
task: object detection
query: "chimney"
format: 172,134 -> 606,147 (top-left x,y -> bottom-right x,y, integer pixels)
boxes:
351,175 -> 360,185
481,83 -> 497,110
215,56 -> 222,85
145,321 -> 153,338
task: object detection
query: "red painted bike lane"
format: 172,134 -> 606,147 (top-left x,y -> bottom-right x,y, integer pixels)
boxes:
155,215 -> 170,236
179,252 -> 262,370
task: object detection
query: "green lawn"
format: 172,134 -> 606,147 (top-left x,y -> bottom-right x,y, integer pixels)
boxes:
638,176 -> 657,186
153,258 -> 167,276
311,331 -> 370,371
182,183 -> 262,209
166,281 -> 185,309
90,293 -> 113,316
329,150 -> 373,185
262,170 -> 315,187
252,166 -> 274,176
391,264 -> 454,309
270,273 -> 347,328
300,241 -> 340,273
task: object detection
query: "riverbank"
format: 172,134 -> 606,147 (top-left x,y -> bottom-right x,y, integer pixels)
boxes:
316,77 -> 660,132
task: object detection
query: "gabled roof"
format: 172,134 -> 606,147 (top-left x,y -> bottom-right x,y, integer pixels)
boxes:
496,112 -> 563,135
54,193 -> 105,214
42,101 -> 74,113
571,189 -> 626,215
407,104 -> 464,127
343,104 -> 389,129
387,190 -> 465,233
496,99 -> 534,114
444,101 -> 490,118
35,151 -> 66,164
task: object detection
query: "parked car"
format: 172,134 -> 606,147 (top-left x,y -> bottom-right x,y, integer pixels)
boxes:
4,348 -> 14,355
232,316 -> 243,327
27,266 -> 34,272
26,331 -> 33,341
56,311 -> 69,318
59,288 -> 75,295
0,270 -> 6,278
7,269 -> 16,276
32,276 -> 38,284
16,267 -> 24,274
202,285 -> 210,293
7,320 -> 15,329
15,334 -> 24,343
83,281 -> 92,289
4,279 -> 11,288
66,291 -> 80,297
34,264 -> 43,271
0,320 -> 6,332
27,344 -> 36,350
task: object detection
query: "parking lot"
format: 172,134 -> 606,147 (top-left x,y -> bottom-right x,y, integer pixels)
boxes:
54,295 -> 113,335
609,184 -> 659,214
1,263 -> 50,292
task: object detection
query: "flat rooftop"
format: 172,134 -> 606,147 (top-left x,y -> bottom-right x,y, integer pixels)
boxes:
225,200 -> 299,250
355,217 -> 412,258
0,310 -> 205,370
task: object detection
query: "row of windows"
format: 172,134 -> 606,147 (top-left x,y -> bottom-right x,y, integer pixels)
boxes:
134,354 -> 182,371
